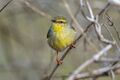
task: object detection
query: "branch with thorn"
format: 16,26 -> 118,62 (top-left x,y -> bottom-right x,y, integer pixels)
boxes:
80,0 -> 115,44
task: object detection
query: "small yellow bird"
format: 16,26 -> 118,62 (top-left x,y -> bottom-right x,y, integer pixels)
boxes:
47,16 -> 76,64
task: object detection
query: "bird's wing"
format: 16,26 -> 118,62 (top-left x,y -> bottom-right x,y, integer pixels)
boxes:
47,27 -> 53,38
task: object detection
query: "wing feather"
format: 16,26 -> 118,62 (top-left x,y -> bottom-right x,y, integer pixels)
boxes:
47,27 -> 53,38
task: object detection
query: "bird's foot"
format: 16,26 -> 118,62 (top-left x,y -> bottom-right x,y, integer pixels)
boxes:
56,59 -> 63,65
70,43 -> 75,48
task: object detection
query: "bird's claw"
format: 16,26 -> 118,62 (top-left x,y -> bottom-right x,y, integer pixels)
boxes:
70,44 -> 75,48
56,59 -> 63,65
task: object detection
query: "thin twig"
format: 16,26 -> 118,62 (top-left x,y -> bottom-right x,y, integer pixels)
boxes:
0,0 -> 13,13
62,0 -> 83,32
105,13 -> 120,43
97,57 -> 120,62
21,0 -> 51,19
75,64 -> 120,79
81,0 -> 114,44
103,24 -> 120,52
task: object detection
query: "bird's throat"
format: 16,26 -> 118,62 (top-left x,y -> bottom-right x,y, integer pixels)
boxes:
52,23 -> 64,32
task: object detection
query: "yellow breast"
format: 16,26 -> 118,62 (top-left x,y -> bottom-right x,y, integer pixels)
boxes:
48,23 -> 76,51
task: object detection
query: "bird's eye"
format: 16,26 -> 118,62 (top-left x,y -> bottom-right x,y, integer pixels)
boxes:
58,21 -> 64,23
60,21 -> 63,23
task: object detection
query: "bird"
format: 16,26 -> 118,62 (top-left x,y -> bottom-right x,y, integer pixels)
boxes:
47,16 -> 76,64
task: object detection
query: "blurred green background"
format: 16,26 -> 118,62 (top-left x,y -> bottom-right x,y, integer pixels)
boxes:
0,0 -> 119,80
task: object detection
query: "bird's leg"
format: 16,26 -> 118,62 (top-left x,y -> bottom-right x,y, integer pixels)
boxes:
56,51 -> 63,65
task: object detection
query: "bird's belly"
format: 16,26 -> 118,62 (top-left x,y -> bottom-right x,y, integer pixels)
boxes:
48,31 -> 75,51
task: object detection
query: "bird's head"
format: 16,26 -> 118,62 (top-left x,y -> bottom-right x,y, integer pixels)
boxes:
51,16 -> 68,27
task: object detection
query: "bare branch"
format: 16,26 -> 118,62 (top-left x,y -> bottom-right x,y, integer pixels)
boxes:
75,64 -> 120,79
98,57 -> 120,62
0,0 -> 13,13
80,0 -> 115,44
67,44 -> 113,80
